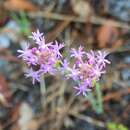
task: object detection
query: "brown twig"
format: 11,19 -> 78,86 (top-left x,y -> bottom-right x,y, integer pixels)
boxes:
103,87 -> 130,102
46,21 -> 70,42
69,111 -> 105,128
28,11 -> 130,29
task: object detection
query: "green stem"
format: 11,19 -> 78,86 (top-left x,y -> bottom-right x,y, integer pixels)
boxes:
95,83 -> 103,114
40,74 -> 46,108
86,83 -> 103,114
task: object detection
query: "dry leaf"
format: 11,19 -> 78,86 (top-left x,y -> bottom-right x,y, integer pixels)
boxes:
97,20 -> 118,48
112,39 -> 123,50
10,104 -> 21,130
0,74 -> 12,106
71,0 -> 93,18
4,0 -> 38,11
26,119 -> 39,130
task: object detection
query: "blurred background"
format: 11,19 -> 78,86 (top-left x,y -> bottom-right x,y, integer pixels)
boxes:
0,0 -> 130,130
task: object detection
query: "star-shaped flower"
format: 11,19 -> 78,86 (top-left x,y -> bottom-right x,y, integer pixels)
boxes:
25,68 -> 40,84
70,46 -> 85,60
96,51 -> 111,67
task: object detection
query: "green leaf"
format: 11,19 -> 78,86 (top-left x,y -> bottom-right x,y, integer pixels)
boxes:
118,124 -> 128,130
107,122 -> 117,130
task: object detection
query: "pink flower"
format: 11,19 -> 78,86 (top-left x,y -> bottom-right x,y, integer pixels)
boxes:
60,59 -> 70,74
29,29 -> 43,43
51,41 -> 64,58
86,50 -> 96,65
17,43 -> 38,65
70,45 -> 85,60
96,51 -> 111,67
17,43 -> 30,58
25,68 -> 40,85
18,30 -> 64,84
68,65 -> 80,80
18,29 -> 110,96
74,80 -> 92,96
90,65 -> 106,80
66,46 -> 110,96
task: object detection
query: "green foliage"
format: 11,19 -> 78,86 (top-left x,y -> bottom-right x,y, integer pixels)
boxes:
86,83 -> 103,114
11,11 -> 30,36
54,60 -> 62,68
107,122 -> 128,130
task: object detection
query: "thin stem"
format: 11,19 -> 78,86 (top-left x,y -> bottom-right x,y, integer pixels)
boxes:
95,83 -> 103,114
86,83 -> 103,114
40,74 -> 46,108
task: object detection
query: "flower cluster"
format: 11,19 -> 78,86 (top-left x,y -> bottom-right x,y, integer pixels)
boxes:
18,30 -> 64,84
61,47 -> 110,96
18,30 -> 110,96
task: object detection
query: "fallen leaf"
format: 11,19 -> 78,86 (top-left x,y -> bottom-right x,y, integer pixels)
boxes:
4,0 -> 38,11
97,20 -> 118,48
112,39 -> 123,49
26,119 -> 39,130
0,74 -> 12,106
9,103 -> 21,130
